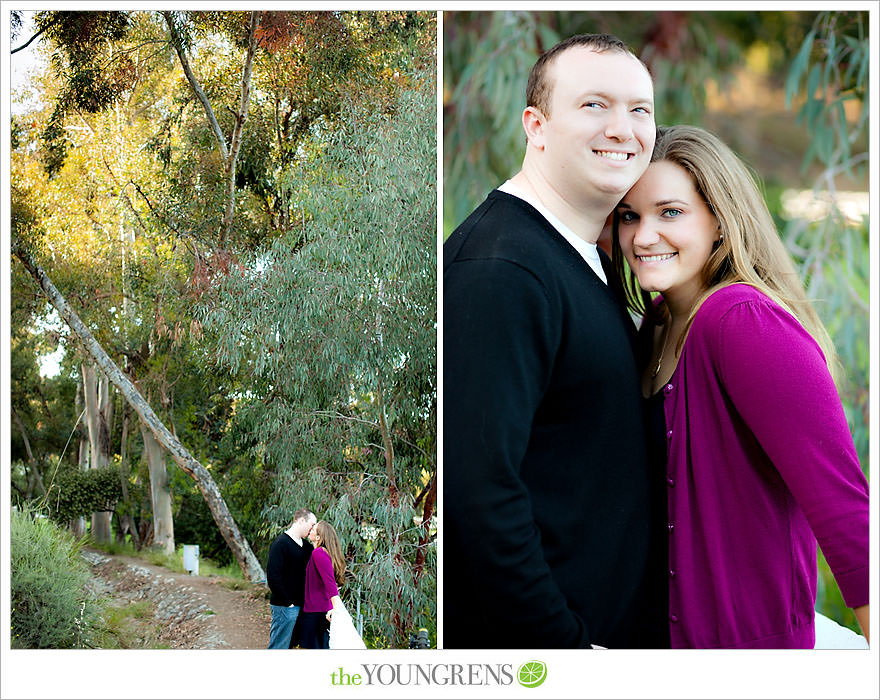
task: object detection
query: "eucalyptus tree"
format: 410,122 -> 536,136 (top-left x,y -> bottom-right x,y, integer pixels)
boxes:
11,10 -> 265,570
200,22 -> 437,645
12,10 -> 435,585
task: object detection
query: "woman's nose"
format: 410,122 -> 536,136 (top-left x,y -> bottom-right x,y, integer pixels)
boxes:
632,219 -> 660,247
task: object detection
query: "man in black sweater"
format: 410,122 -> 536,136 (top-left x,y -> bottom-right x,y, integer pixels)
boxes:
266,508 -> 316,649
444,34 -> 662,648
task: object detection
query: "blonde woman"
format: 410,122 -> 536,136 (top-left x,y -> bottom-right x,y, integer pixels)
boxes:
612,124 -> 869,648
298,520 -> 346,649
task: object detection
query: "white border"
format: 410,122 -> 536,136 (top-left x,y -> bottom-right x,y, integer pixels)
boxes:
3,3 -> 879,699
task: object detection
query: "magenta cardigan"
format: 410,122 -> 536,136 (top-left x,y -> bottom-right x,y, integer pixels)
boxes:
303,547 -> 339,613
661,284 -> 869,648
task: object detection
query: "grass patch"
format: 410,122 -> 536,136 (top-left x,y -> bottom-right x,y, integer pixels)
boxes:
143,549 -> 187,574
220,578 -> 249,591
92,599 -> 169,649
203,560 -> 246,578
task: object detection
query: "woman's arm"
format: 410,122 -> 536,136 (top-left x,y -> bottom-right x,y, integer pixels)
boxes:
714,295 -> 869,612
326,595 -> 343,621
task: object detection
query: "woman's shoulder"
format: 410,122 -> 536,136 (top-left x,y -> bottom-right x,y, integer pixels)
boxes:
692,283 -> 811,355
695,283 -> 779,324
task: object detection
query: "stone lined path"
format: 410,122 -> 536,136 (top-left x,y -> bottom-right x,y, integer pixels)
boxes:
82,549 -> 271,649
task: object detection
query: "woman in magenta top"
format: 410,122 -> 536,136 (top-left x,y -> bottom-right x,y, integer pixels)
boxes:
298,520 -> 345,649
612,124 -> 869,648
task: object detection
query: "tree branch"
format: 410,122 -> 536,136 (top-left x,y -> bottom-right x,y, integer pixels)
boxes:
10,15 -> 61,54
161,11 -> 229,162
221,10 -> 261,247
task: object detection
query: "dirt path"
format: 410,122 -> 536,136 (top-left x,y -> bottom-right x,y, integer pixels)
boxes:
82,548 -> 271,649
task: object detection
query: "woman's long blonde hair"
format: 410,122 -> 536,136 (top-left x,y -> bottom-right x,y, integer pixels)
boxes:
612,124 -> 840,383
315,520 -> 346,587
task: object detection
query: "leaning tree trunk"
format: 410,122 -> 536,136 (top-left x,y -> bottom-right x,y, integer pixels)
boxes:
14,244 -> 266,582
140,422 -> 174,554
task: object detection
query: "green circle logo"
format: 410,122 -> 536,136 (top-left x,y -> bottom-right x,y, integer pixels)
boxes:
517,660 -> 547,688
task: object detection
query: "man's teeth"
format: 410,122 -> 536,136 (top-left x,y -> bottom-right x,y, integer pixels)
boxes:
639,253 -> 677,262
595,150 -> 629,161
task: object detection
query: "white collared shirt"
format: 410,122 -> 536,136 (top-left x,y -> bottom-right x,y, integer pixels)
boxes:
498,179 -> 607,285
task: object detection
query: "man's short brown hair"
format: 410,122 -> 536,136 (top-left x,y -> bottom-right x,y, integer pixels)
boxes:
291,508 -> 314,525
525,33 -> 642,117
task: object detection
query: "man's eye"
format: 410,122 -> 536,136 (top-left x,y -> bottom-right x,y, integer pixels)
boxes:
618,211 -> 637,223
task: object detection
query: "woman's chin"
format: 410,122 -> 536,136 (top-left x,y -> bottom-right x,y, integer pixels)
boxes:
635,278 -> 664,294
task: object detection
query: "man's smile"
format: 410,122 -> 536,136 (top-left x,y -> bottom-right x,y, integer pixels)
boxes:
594,149 -> 634,161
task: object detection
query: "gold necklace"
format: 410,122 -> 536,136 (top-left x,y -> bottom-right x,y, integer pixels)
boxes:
652,322 -> 671,379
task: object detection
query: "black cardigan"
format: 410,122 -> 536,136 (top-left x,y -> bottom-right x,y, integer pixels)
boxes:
443,191 -> 654,648
266,534 -> 313,608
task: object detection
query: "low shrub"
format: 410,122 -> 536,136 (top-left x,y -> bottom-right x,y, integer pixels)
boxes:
11,506 -> 99,648
46,464 -> 122,524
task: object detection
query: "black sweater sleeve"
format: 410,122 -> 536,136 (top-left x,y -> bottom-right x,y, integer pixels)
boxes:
444,255 -> 588,648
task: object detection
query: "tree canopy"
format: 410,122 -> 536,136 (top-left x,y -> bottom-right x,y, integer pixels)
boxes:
11,9 -> 436,647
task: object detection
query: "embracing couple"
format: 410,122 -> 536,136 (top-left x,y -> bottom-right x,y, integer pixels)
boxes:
444,33 -> 869,649
266,509 -> 353,649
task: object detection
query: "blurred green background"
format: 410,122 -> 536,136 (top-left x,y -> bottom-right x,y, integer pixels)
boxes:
443,10 -> 869,637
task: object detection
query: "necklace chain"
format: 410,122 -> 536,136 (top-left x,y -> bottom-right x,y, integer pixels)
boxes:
652,322 -> 671,379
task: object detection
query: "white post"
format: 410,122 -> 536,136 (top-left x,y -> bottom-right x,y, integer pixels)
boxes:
183,544 -> 200,575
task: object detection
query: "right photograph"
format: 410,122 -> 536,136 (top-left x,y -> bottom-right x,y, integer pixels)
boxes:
442,10 -> 869,650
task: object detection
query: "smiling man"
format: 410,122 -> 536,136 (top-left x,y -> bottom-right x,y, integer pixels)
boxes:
444,34 -> 666,649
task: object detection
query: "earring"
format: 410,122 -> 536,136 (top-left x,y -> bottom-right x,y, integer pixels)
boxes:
719,232 -> 724,243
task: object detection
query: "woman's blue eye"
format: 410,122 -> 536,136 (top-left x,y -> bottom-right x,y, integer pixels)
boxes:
663,208 -> 682,218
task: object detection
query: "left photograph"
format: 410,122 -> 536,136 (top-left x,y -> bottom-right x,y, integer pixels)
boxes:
9,10 -> 436,651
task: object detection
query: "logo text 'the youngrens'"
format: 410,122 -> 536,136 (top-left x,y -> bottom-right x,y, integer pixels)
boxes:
330,664 -> 516,687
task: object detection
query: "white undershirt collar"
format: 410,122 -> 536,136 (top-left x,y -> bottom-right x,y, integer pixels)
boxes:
498,179 -> 607,285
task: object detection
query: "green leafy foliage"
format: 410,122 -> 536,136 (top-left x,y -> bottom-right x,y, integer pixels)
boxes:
45,463 -> 123,523
777,15 -> 869,638
11,506 -> 101,648
12,12 -> 435,598
201,58 -> 436,646
35,11 -> 133,177
784,12 -> 868,174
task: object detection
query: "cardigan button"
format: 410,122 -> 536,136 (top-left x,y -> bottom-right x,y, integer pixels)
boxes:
668,569 -> 676,579
663,383 -> 674,395
669,614 -> 679,623
668,523 -> 674,533
666,429 -> 673,439
666,476 -> 675,487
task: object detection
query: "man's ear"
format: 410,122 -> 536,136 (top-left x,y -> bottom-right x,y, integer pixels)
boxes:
522,106 -> 547,149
